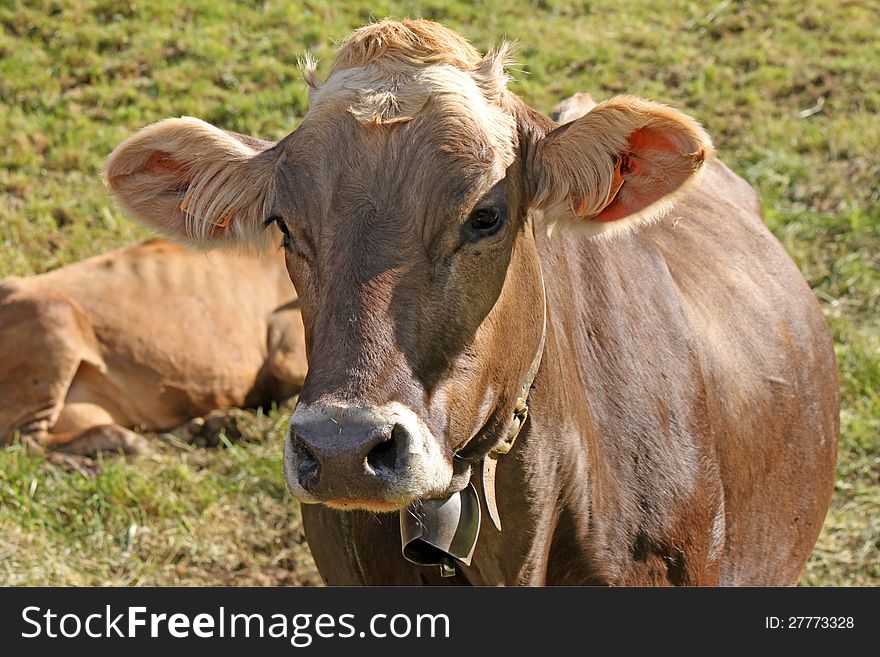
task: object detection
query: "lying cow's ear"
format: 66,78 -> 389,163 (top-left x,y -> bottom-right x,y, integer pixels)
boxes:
530,95 -> 713,239
104,117 -> 277,247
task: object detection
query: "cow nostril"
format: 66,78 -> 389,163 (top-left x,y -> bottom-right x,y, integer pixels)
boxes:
292,434 -> 320,491
366,425 -> 401,475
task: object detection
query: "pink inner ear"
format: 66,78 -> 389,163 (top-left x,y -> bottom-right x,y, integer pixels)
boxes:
592,126 -> 684,223
143,152 -> 186,175
626,127 -> 678,154
106,152 -> 186,191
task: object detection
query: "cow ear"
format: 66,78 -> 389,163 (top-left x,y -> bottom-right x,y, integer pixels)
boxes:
531,95 -> 713,239
104,117 -> 277,247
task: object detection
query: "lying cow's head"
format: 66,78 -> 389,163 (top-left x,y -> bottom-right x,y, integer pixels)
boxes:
106,20 -> 712,512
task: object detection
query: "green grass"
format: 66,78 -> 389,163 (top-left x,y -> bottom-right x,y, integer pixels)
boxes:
1,0 -> 877,585
1,404 -> 321,585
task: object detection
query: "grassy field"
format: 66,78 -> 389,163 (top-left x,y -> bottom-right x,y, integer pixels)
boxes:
1,0 -> 877,585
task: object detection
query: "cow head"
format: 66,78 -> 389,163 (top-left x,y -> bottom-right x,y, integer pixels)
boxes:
106,20 -> 712,513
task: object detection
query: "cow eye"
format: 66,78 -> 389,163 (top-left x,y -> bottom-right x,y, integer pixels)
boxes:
267,215 -> 293,250
468,206 -> 505,235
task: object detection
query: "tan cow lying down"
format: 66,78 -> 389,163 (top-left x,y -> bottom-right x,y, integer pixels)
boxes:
0,239 -> 307,454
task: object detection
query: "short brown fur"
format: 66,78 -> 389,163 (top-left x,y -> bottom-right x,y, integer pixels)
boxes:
108,21 -> 839,585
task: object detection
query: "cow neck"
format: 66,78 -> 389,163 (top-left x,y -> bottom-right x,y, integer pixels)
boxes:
480,270 -> 547,532
399,265 -> 548,578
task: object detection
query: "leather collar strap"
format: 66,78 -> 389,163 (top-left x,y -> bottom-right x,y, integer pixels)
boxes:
480,273 -> 547,531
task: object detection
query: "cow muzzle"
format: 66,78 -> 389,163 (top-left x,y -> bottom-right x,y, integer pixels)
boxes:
284,401 -> 453,511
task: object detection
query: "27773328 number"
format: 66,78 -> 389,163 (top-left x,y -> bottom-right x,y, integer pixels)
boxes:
765,617 -> 854,629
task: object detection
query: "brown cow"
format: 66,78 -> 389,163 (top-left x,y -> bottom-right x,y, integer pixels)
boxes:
106,20 -> 838,585
550,91 -> 597,123
0,239 -> 306,454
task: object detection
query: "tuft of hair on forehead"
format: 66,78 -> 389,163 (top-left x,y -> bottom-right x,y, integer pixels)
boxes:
301,19 -> 515,117
300,19 -> 517,150
331,19 -> 484,74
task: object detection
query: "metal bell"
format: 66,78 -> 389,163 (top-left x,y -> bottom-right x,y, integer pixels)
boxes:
399,482 -> 481,577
